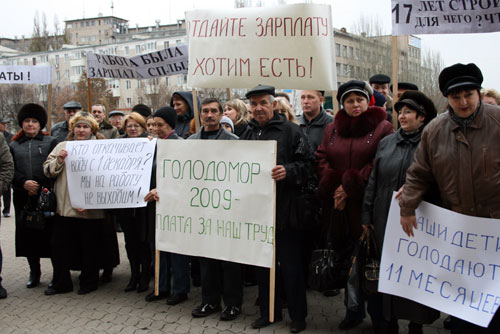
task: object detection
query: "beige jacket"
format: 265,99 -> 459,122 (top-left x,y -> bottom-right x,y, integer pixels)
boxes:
44,141 -> 105,219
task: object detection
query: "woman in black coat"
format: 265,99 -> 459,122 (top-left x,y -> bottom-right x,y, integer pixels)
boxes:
361,91 -> 439,334
116,112 -> 152,292
10,103 -> 58,288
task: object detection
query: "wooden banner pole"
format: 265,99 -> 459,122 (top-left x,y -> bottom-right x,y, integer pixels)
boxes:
154,249 -> 160,296
269,142 -> 277,323
226,88 -> 231,101
192,88 -> 201,133
47,84 -> 53,131
87,78 -> 92,112
391,36 -> 399,130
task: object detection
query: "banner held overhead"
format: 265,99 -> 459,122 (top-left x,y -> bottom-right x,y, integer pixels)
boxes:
185,4 -> 337,90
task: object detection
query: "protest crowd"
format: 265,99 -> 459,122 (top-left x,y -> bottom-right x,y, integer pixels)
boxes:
0,61 -> 499,334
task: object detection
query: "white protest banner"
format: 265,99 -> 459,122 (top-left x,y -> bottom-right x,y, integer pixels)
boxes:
156,140 -> 276,268
186,3 -> 336,90
392,0 -> 500,35
86,45 -> 189,79
65,138 -> 157,209
380,195 -> 500,327
0,65 -> 52,84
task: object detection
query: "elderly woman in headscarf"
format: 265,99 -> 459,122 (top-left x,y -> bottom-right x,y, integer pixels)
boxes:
361,91 -> 440,334
10,103 -> 58,289
43,111 -> 110,295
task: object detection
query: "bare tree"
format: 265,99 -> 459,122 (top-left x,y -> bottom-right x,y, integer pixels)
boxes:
72,72 -> 116,111
420,50 -> 447,113
0,85 -> 39,132
134,78 -> 179,111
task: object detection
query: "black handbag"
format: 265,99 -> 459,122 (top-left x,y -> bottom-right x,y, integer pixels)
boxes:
308,242 -> 350,292
362,228 -> 380,295
346,234 -> 364,311
20,187 -> 56,230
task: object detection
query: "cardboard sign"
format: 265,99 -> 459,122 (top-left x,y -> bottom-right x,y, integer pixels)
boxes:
0,65 -> 52,84
65,138 -> 157,209
155,139 -> 276,268
87,45 -> 189,79
392,0 -> 500,35
186,4 -> 336,90
380,195 -> 500,327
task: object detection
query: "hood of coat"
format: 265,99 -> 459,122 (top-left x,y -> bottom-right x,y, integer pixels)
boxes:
334,106 -> 388,138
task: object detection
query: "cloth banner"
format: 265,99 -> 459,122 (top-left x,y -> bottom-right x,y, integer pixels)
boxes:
380,195 -> 500,327
155,140 -> 276,268
65,138 -> 157,209
86,45 -> 189,79
0,65 -> 52,84
185,3 -> 336,90
392,0 -> 500,35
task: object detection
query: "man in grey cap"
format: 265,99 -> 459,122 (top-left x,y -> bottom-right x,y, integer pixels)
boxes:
108,110 -> 125,135
51,101 -> 82,142
240,84 -> 313,333
0,117 -> 12,217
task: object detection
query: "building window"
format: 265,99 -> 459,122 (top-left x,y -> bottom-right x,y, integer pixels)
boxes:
124,46 -> 129,55
126,80 -> 131,89
176,39 -> 181,45
336,63 -> 341,73
136,45 -> 141,53
356,48 -> 360,60
86,21 -> 90,27
178,76 -> 183,85
343,64 -> 348,76
91,20 -> 96,26
80,22 -> 84,27
342,45 -> 347,58
67,23 -> 73,29
349,47 -> 354,58
64,54 -> 68,62
72,65 -> 85,76
56,71 -> 60,80
164,41 -> 170,49
55,55 -> 59,64
24,58 -> 28,65
335,43 -> 340,57
65,70 -> 70,78
127,98 -> 132,107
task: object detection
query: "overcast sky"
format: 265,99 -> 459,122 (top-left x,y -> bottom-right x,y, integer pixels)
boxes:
2,0 -> 499,89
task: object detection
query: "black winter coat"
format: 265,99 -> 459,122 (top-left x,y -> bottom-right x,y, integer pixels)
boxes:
10,132 -> 58,258
241,112 -> 314,230
297,108 -> 333,151
361,128 -> 440,324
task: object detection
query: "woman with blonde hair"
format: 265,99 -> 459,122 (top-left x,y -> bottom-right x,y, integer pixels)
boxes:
274,97 -> 298,124
223,99 -> 251,137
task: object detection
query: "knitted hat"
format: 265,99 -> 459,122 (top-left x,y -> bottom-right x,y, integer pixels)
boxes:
69,111 -> 99,134
18,103 -> 47,129
337,80 -> 373,104
131,104 -> 152,118
220,116 -> 234,133
154,106 -> 177,129
372,90 -> 387,107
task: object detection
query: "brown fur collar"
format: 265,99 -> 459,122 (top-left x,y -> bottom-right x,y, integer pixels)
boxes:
334,106 -> 388,137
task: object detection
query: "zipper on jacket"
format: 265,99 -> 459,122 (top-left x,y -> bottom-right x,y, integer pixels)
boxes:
28,139 -> 33,179
258,129 -> 262,139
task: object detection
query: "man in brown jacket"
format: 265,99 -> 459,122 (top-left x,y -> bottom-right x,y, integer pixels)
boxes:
399,63 -> 500,333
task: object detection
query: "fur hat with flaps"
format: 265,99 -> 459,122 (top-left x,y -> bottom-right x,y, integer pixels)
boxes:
69,111 -> 99,134
18,103 -> 47,129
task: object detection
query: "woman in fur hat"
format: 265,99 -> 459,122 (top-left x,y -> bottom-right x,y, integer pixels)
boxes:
10,103 -> 58,289
316,80 -> 394,330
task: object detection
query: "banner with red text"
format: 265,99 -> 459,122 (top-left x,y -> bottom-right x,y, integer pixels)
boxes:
392,0 -> 500,35
186,4 -> 336,90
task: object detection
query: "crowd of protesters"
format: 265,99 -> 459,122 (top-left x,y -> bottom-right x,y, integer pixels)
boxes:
0,62 -> 499,334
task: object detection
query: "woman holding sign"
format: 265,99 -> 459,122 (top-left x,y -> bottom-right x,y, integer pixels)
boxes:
361,91 -> 439,334
115,112 -> 152,292
316,80 -> 393,330
10,104 -> 58,289
43,111 -> 107,295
